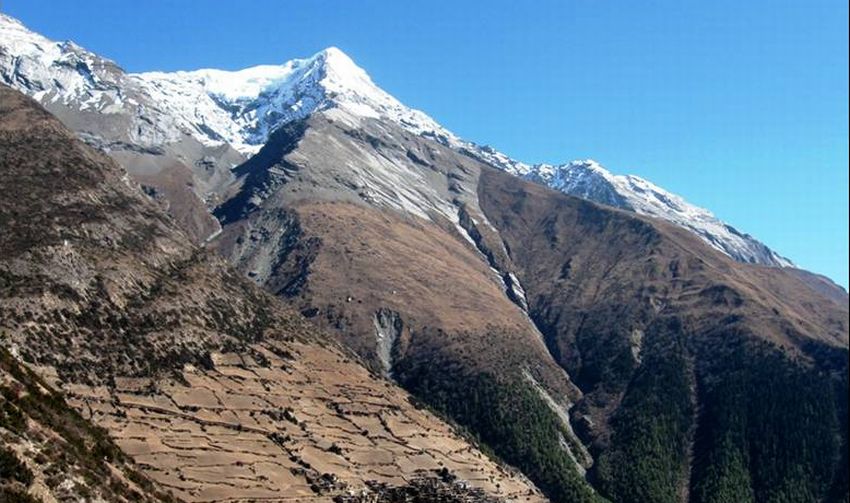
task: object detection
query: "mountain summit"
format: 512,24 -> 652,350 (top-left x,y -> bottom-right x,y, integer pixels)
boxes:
132,45 -> 452,154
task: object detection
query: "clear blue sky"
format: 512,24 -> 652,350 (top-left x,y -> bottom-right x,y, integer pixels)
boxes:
5,0 -> 849,288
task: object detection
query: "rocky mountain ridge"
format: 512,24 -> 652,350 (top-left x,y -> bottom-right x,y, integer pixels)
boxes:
516,159 -> 793,267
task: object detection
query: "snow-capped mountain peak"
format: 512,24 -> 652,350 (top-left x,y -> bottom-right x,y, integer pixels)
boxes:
1,14 -> 449,153
0,13 -> 50,59
129,45 -> 453,153
0,13 -> 794,268
317,45 -> 374,92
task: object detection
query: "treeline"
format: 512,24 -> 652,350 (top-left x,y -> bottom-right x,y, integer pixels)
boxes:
396,351 -> 605,503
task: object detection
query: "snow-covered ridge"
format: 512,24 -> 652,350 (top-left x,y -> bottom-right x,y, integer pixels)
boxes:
0,13 -> 125,110
1,13 -> 194,146
465,149 -> 793,266
527,160 -> 794,266
0,13 -> 792,268
131,46 -> 457,154
0,14 -> 453,154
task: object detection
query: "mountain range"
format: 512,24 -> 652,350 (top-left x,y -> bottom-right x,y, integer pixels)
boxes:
0,13 -> 796,267
1,12 -> 847,503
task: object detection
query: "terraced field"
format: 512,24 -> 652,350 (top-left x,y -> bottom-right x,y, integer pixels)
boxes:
65,340 -> 544,502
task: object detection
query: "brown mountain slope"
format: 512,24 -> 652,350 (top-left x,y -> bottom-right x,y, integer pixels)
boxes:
0,85 -> 545,502
212,114 -> 602,501
477,165 -> 849,503
476,164 -> 847,370
784,268 -> 849,308
211,113 -> 584,414
210,108 -> 847,503
1,347 -> 176,503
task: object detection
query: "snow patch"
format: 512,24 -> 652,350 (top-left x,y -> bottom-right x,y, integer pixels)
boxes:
374,309 -> 402,378
505,272 -> 529,312
629,328 -> 645,364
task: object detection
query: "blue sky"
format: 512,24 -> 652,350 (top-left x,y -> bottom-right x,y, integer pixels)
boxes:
6,0 -> 849,287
